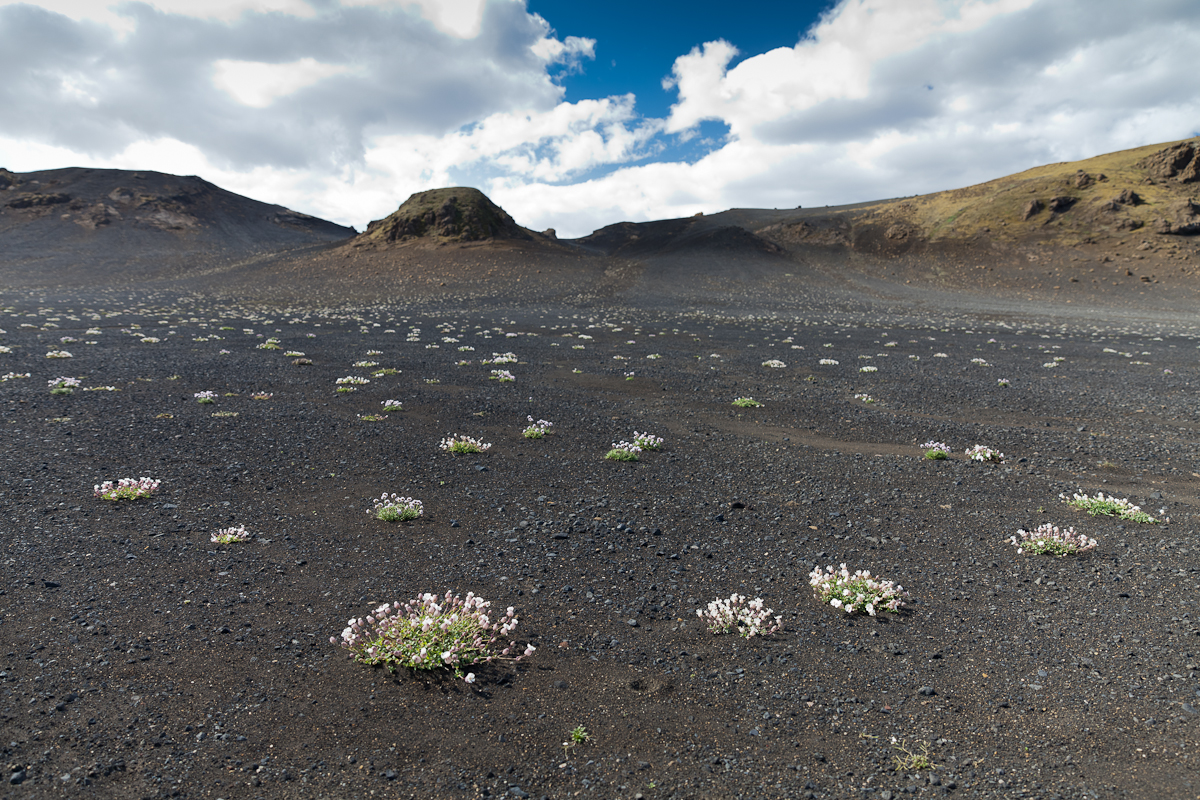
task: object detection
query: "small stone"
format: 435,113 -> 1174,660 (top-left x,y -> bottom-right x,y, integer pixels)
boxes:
384,769 -> 397,780
9,770 -> 25,785
474,464 -> 488,472
918,686 -> 936,697
627,619 -> 639,627
509,787 -> 529,798
553,680 -> 567,690
43,580 -> 60,588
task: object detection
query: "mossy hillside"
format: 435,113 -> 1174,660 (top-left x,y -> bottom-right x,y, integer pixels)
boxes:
362,187 -> 534,244
860,137 -> 1200,246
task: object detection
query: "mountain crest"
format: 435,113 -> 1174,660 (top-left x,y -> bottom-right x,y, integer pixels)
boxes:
362,187 -> 533,244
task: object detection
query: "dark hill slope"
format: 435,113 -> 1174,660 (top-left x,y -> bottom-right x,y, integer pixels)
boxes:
0,167 -> 355,287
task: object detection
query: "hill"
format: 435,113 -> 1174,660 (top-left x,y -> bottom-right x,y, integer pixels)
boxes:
0,167 -> 355,288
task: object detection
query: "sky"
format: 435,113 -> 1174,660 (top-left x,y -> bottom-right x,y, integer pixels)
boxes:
1,0 -> 1198,239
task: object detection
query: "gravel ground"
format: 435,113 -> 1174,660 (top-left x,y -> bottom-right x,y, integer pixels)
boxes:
1,293 -> 1199,799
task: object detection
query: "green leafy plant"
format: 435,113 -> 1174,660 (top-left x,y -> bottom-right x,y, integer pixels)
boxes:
891,738 -> 932,770
732,397 -> 763,408
1011,523 -> 1096,556
370,493 -> 423,521
1062,491 -> 1156,523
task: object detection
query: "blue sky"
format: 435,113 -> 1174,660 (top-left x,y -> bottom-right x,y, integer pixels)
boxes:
1,0 -> 1198,237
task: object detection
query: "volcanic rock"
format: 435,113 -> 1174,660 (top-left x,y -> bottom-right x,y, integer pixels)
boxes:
362,187 -> 535,244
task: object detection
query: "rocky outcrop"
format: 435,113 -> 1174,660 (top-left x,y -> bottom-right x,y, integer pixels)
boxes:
362,187 -> 533,244
1022,199 -> 1044,220
1154,199 -> 1200,235
8,192 -> 70,209
1138,141 -> 1200,183
0,169 -> 18,190
1047,196 -> 1076,213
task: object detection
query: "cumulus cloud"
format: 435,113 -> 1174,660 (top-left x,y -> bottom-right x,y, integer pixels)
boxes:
1,0 -> 1198,239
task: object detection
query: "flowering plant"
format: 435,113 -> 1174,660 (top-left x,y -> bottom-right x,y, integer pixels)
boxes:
1062,491 -> 1157,523
357,413 -> 387,422
859,365 -> 878,373
370,494 -> 423,522
997,378 -> 1010,387
353,360 -> 378,367
605,441 -> 642,461
381,400 -> 403,412
211,526 -> 251,544
696,593 -> 782,638
853,393 -> 876,403
1010,523 -> 1096,556
336,376 -> 369,385
94,477 -> 160,501
489,369 -> 515,382
194,391 -> 218,404
483,352 -> 518,365
921,440 -> 950,460
251,392 -> 273,400
523,417 -> 553,439
818,358 -> 839,365
732,397 -> 763,407
809,564 -> 907,615
761,359 -> 786,368
632,431 -> 663,451
49,376 -> 81,395
331,591 -> 535,682
256,338 -> 281,350
965,444 -> 1005,463
440,434 -> 492,454
45,350 -> 73,359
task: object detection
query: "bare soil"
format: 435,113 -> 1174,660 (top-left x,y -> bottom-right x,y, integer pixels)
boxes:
2,286 -> 1199,800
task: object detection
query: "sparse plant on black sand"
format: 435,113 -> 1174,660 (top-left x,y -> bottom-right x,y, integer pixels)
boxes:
921,440 -> 950,459
965,444 -> 1005,463
370,493 -> 423,522
1010,523 -> 1096,555
94,477 -> 160,501
697,594 -> 782,638
523,417 -> 553,438
440,434 -> 491,454
211,526 -> 251,544
1062,491 -> 1156,523
331,591 -> 535,682
49,377 -> 80,395
605,441 -> 642,461
732,397 -> 762,407
809,564 -> 907,615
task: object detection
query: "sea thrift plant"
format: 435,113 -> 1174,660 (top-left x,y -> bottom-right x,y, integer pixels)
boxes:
632,431 -> 663,451
251,392 -> 273,400
194,391 -> 218,404
605,441 -> 642,461
732,397 -> 763,408
331,591 -> 535,681
94,477 -> 161,501
381,400 -> 403,412
922,441 -> 950,460
440,434 -> 492,455
1062,491 -> 1157,523
211,526 -> 251,544
697,594 -> 782,638
819,358 -> 839,365
523,417 -> 553,438
965,444 -> 1005,463
761,359 -> 787,368
490,369 -> 515,382
48,377 -> 81,395
859,365 -> 878,373
484,352 -> 518,364
1010,523 -> 1097,556
809,564 -> 908,615
45,350 -> 73,359
370,494 -> 423,522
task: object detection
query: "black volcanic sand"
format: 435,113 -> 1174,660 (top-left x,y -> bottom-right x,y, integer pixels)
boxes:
2,295 -> 1200,799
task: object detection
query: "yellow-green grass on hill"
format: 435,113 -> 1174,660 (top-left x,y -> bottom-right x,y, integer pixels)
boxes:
862,137 -> 1200,247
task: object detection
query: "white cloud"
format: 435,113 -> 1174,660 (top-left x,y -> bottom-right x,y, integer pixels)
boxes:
212,58 -> 352,108
2,0 -> 1199,242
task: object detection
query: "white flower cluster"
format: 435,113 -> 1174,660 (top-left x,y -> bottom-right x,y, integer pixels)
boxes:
1062,491 -> 1156,524
489,369 -> 515,382
523,417 -> 553,439
211,525 -> 251,544
483,352 -> 518,364
335,375 -> 370,385
632,431 -> 663,451
809,563 -> 907,616
370,494 -> 423,522
696,593 -> 782,638
331,591 -> 535,683
818,358 -> 839,365
965,444 -> 1005,462
94,477 -> 161,501
761,359 -> 787,368
1010,523 -> 1096,556
440,434 -> 492,454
